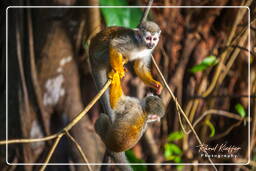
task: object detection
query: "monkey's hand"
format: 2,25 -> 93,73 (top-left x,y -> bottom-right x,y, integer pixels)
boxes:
153,81 -> 162,95
134,59 -> 162,94
108,70 -> 123,109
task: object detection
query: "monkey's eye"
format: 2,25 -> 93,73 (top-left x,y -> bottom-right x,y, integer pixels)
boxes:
146,36 -> 151,40
153,37 -> 157,41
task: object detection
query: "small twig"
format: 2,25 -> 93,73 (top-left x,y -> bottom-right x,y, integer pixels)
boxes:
188,94 -> 255,99
16,11 -> 31,134
139,0 -> 154,25
179,108 -> 247,135
151,55 -> 217,171
64,80 -> 111,132
27,8 -> 50,135
209,120 -> 243,141
1,79 -> 112,170
66,131 -> 92,171
39,133 -> 64,171
249,78 -> 256,157
0,79 -> 112,145
202,3 -> 252,97
218,29 -> 249,84
193,109 -> 244,127
0,133 -> 58,145
224,45 -> 256,58
75,19 -> 86,56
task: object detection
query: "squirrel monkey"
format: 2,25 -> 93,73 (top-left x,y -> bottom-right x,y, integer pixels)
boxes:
95,94 -> 165,152
89,21 -> 162,117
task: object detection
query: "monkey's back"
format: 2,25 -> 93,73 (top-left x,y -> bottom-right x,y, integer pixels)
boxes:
89,26 -> 137,67
105,96 -> 147,152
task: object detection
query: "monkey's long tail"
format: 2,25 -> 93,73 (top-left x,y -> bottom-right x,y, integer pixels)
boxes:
83,25 -> 101,59
100,151 -> 132,171
89,64 -> 115,121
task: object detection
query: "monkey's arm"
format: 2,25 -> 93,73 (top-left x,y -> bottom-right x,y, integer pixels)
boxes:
134,59 -> 162,94
108,47 -> 127,109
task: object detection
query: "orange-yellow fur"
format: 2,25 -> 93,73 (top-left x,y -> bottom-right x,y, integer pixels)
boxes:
108,47 -> 126,108
95,95 -> 165,153
134,59 -> 161,93
108,71 -> 123,109
108,47 -> 162,108
105,113 -> 146,152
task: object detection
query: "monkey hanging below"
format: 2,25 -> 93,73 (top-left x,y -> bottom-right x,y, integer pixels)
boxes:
95,94 -> 165,152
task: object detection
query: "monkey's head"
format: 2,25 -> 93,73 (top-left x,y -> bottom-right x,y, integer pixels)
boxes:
138,21 -> 161,49
142,94 -> 165,122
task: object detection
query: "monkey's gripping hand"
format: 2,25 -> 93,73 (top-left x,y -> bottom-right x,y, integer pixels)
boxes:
109,47 -> 127,78
134,59 -> 162,94
108,47 -> 127,109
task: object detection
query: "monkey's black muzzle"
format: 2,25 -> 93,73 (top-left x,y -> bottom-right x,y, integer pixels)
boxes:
147,43 -> 154,49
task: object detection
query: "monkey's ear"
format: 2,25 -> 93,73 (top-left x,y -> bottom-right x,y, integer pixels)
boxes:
158,30 -> 161,35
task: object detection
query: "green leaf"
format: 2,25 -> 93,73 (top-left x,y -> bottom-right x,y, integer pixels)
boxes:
235,103 -> 246,118
164,143 -> 173,160
169,144 -> 182,155
174,156 -> 181,163
125,150 -> 147,171
167,131 -> 184,142
177,165 -> 184,170
99,0 -> 142,28
189,55 -> 218,73
164,143 -> 183,161
100,0 -> 128,5
204,120 -> 215,137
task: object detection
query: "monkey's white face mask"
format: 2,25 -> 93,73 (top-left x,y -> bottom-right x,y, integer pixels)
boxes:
147,114 -> 161,123
141,31 -> 161,49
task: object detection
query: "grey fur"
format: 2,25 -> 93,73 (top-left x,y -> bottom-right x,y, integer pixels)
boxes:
139,21 -> 161,34
89,21 -> 161,122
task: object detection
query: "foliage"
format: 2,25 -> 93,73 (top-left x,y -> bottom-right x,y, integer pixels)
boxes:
167,131 -> 184,142
235,103 -> 246,118
204,120 -> 216,137
164,131 -> 184,170
100,0 -> 142,28
189,55 -> 218,73
125,150 -> 147,171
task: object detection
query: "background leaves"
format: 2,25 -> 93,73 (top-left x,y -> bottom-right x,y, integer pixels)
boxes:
189,55 -> 218,73
100,0 -> 142,28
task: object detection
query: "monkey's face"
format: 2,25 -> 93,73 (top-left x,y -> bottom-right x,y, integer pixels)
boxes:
138,21 -> 161,49
141,31 -> 161,49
